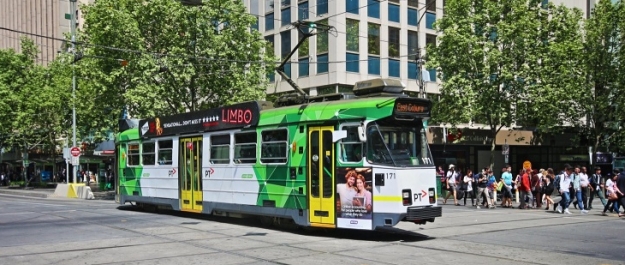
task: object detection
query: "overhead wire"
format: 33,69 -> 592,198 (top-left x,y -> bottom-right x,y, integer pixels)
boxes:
0,0 -> 443,65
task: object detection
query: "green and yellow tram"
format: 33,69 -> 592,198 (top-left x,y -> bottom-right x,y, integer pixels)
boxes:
115,78 -> 442,230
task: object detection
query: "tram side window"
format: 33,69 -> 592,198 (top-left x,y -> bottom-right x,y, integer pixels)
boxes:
340,126 -> 363,162
142,142 -> 156,165
260,129 -> 287,164
210,134 -> 231,164
127,143 -> 140,166
158,140 -> 173,165
234,132 -> 257,164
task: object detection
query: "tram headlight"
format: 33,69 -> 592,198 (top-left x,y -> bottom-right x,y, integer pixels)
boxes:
429,190 -> 434,197
402,189 -> 412,206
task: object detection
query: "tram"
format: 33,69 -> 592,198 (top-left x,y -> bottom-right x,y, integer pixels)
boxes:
115,78 -> 442,230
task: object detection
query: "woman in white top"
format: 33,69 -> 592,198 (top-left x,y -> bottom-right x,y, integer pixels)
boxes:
443,165 -> 459,205
463,169 -> 476,206
602,173 -> 622,216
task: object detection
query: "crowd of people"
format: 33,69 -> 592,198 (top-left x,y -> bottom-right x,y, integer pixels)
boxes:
438,163 -> 625,217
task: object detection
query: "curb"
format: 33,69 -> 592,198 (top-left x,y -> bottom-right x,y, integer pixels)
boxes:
0,189 -> 50,198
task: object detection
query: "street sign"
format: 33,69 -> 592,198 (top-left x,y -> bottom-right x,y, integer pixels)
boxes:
71,147 -> 81,157
71,156 -> 80,166
502,144 -> 509,155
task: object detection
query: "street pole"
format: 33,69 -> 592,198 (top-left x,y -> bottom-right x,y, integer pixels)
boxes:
415,2 -> 435,99
70,0 -> 77,184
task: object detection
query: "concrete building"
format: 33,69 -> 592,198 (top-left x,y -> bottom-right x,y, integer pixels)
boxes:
243,0 -> 443,97
0,0 -> 91,65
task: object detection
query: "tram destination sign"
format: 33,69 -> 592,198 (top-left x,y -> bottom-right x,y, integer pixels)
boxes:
138,101 -> 261,138
393,98 -> 431,117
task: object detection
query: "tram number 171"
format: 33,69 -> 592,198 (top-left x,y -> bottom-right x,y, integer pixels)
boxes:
385,173 -> 396,179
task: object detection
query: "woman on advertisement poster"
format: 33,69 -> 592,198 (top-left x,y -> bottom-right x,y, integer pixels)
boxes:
353,174 -> 373,219
337,168 -> 372,219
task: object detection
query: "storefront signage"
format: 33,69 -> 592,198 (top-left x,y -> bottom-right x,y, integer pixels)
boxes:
138,101 -> 261,138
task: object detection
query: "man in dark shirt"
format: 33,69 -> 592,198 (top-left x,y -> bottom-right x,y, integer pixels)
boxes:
588,167 -> 606,209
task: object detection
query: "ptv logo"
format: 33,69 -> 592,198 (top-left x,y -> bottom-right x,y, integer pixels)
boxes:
413,190 -> 428,202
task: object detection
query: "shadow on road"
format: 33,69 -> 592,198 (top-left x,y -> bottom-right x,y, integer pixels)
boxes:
117,205 -> 433,243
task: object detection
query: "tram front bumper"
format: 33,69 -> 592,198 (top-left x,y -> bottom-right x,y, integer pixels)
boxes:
404,205 -> 442,224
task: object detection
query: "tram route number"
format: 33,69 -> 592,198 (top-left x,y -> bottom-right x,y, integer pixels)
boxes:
385,173 -> 396,179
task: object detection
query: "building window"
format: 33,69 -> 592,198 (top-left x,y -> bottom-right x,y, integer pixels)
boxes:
317,54 -> 329,73
389,59 -> 400,77
284,62 -> 291,78
281,0 -> 290,8
317,85 -> 335,94
266,13 -> 274,31
426,33 -> 437,49
317,19 -> 329,54
265,35 -> 275,82
261,129 -> 288,164
299,58 -> 309,77
346,19 -> 359,52
426,12 -> 436,29
157,140 -> 173,165
346,0 -> 359,14
367,0 -> 380,19
281,7 -> 291,26
142,142 -> 155,165
317,0 -> 328,15
210,134 -> 231,164
346,53 -> 359,73
408,0 -> 418,8
408,8 -> 418,26
367,23 -> 380,55
298,29 -> 309,57
127,143 -> 140,166
338,85 -> 352,93
408,61 -> 417,79
252,17 -> 259,31
388,3 -> 400,23
426,0 -> 436,12
388,27 -> 400,58
408,30 -> 418,55
281,30 -> 291,60
428,68 -> 437,82
298,1 -> 308,20
234,132 -> 257,164
368,56 -> 380,75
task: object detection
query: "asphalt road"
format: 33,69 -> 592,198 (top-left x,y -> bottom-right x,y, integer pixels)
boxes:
0,194 -> 624,265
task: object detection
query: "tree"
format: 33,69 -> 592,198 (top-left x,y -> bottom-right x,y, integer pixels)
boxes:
428,0 -> 584,167
75,0 -> 275,141
580,0 -> 625,155
0,37 -> 72,159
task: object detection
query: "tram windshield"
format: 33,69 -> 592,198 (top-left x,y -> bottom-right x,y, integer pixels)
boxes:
366,121 -> 433,167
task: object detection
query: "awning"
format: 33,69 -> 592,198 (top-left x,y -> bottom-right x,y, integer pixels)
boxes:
94,140 -> 115,156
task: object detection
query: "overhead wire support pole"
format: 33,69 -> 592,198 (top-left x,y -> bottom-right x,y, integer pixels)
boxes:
416,0 -> 436,99
70,0 -> 78,184
275,20 -> 334,97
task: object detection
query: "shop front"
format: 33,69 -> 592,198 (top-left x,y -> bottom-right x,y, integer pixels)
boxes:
426,127 -> 592,174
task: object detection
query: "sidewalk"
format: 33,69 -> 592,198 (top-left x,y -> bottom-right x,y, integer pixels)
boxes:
0,184 -> 115,200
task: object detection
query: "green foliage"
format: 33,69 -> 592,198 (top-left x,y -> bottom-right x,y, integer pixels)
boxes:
582,0 -> 625,152
427,0 -> 585,166
75,0 -> 275,141
0,37 -> 72,151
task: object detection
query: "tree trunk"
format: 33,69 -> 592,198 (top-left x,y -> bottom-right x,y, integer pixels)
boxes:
489,129 -> 497,170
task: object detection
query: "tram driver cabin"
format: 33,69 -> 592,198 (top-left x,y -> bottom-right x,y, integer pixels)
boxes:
115,78 -> 442,231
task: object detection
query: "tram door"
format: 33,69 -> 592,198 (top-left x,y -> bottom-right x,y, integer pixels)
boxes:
308,126 -> 336,227
179,137 -> 203,212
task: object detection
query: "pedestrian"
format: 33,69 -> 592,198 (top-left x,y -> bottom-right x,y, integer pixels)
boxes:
556,164 -> 573,215
589,167 -> 607,209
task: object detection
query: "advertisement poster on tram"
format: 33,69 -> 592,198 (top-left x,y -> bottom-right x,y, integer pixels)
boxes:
336,167 -> 373,230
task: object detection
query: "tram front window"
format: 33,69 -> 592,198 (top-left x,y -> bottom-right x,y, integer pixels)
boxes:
366,122 -> 433,167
